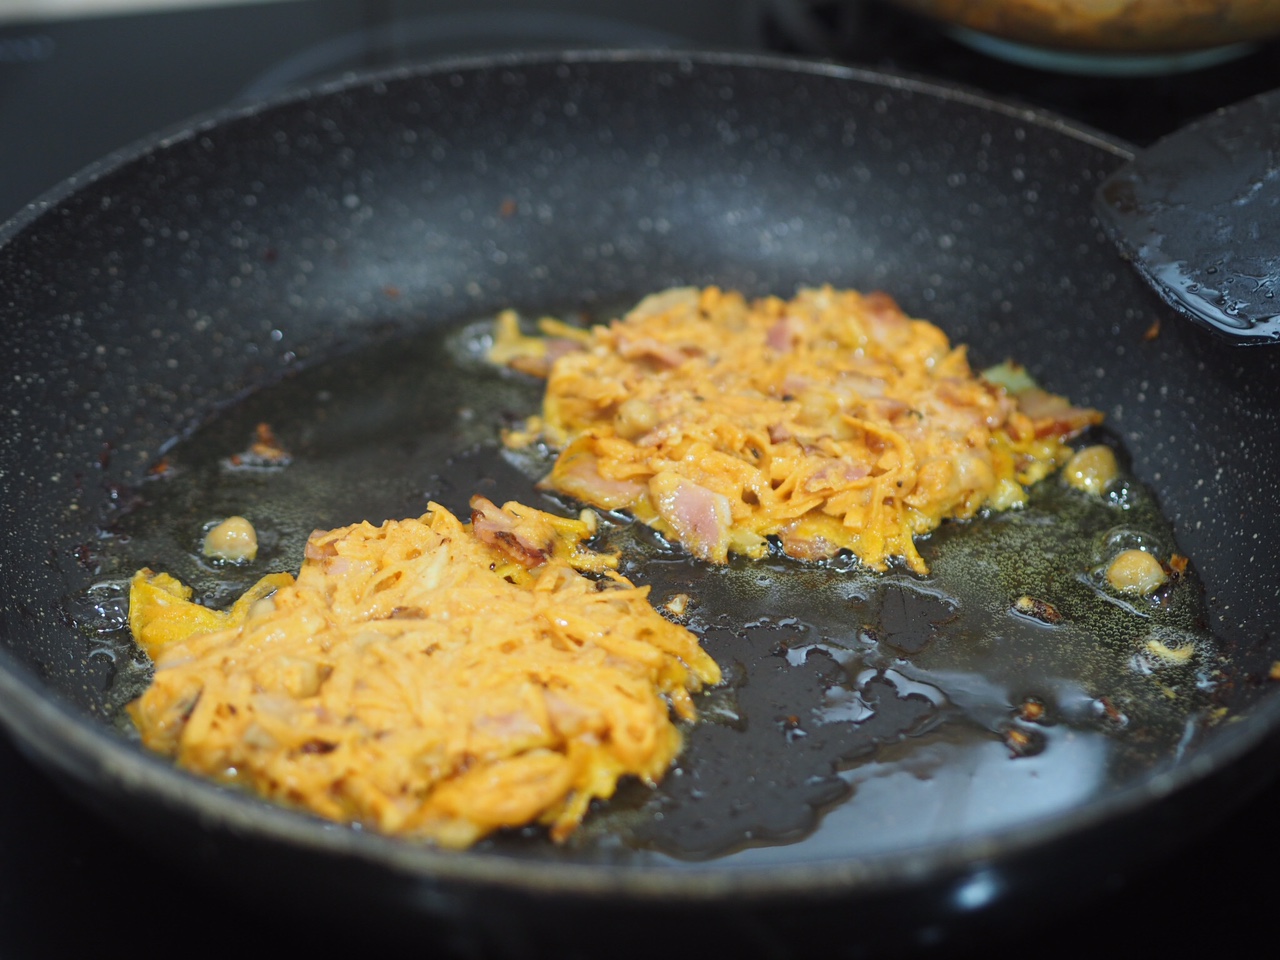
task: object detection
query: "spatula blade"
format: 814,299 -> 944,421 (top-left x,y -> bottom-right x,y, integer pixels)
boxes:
1096,88 -> 1280,345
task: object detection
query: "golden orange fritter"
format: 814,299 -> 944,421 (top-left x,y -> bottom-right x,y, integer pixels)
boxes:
495,286 -> 1102,573
127,497 -> 719,848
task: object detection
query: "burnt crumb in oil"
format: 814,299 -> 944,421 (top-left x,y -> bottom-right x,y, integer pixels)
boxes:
1012,595 -> 1062,625
73,319 -> 1224,865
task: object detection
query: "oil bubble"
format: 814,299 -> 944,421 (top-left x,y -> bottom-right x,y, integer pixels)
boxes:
1094,525 -> 1166,565
65,579 -> 131,635
1103,478 -> 1142,510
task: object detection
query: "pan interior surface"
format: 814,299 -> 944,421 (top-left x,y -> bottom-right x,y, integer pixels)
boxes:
1,52 -> 1279,899
82,313 -> 1225,868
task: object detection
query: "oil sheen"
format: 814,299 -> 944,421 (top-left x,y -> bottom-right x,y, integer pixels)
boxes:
72,318 -> 1226,865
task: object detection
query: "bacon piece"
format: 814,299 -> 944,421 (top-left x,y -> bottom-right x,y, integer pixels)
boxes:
779,373 -> 811,397
469,496 -> 555,568
777,522 -> 841,561
866,397 -> 912,423
766,314 -> 806,352
835,373 -> 887,399
507,337 -> 586,378
801,458 -> 870,494
304,535 -> 338,562
768,422 -> 793,444
1013,388 -> 1104,440
626,286 -> 700,321
547,447 -> 646,510
648,472 -> 733,564
613,334 -> 693,369
862,291 -> 913,346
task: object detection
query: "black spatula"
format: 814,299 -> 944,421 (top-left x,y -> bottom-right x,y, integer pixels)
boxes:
1095,88 -> 1280,345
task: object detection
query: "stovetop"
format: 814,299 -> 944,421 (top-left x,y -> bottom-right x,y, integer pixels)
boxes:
2,1 -> 1277,954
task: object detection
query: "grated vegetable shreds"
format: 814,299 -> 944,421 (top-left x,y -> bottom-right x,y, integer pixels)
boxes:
127,497 -> 719,849
495,286 -> 1103,573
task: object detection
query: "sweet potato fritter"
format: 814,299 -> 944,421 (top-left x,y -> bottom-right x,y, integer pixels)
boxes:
127,498 -> 719,848
495,286 -> 1102,573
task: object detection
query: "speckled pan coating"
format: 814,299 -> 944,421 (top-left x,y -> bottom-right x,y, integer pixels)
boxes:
0,51 -> 1278,952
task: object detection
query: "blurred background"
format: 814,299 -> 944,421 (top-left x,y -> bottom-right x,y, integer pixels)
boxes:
4,0 -> 1280,221
2,0 -> 1278,956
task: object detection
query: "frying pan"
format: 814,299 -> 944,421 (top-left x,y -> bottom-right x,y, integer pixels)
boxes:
1,50 -> 1279,955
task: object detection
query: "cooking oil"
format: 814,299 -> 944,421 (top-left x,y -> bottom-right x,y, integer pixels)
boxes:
68,317 -> 1224,864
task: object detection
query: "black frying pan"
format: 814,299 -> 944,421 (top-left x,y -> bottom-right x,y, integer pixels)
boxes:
1,51 -> 1278,955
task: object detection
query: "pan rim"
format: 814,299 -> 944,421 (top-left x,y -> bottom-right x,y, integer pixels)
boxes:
0,48 -> 1260,904
3,644 -> 1278,900
0,47 -> 1137,246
